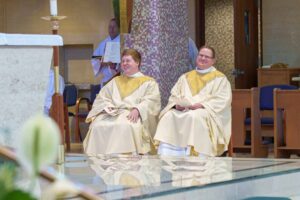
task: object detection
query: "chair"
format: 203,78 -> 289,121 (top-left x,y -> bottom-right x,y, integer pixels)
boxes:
274,89 -> 300,158
74,84 -> 101,142
230,85 -> 297,157
229,88 -> 266,157
63,84 -> 78,151
253,84 -> 297,140
74,72 -> 121,141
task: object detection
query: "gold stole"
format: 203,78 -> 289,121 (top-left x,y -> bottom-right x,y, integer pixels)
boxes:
115,75 -> 153,99
186,70 -> 225,96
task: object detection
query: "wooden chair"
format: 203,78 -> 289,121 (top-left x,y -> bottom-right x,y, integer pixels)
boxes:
274,89 -> 300,158
257,85 -> 297,139
74,84 -> 101,142
230,85 -> 298,158
63,84 -> 78,151
229,88 -> 268,157
74,72 -> 121,142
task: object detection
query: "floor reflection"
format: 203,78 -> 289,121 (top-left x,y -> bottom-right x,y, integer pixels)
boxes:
162,158 -> 232,187
52,154 -> 300,199
90,156 -> 162,187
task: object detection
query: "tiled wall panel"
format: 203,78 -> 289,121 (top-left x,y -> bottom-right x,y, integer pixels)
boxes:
125,0 -> 189,106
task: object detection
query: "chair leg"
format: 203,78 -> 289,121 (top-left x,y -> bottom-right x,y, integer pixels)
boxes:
75,116 -> 80,143
79,126 -> 83,142
76,118 -> 83,142
64,105 -> 71,151
228,140 -> 233,157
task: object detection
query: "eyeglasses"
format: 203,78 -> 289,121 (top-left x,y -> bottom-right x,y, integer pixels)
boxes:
198,54 -> 213,59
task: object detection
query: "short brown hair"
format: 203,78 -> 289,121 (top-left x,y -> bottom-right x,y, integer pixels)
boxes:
121,49 -> 142,67
199,45 -> 216,58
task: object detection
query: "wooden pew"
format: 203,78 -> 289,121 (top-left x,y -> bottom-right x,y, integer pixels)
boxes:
274,89 -> 300,158
229,88 -> 268,157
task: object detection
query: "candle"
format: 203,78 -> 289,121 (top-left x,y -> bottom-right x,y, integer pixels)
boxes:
50,0 -> 58,16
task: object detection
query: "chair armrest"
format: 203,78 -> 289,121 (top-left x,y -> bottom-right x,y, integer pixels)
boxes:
75,97 -> 91,115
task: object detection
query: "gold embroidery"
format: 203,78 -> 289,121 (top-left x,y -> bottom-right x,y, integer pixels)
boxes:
190,146 -> 199,157
186,70 -> 224,96
115,75 -> 153,99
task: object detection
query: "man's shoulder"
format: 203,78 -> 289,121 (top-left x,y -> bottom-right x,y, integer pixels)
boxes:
111,34 -> 120,42
142,74 -> 155,81
102,35 -> 120,43
93,36 -> 111,56
100,36 -> 112,44
184,70 -> 197,78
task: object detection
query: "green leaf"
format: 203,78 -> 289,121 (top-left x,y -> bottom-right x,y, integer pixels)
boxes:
0,189 -> 36,200
0,163 -> 17,191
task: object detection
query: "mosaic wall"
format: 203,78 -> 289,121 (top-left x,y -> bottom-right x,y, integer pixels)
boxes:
205,0 -> 235,87
125,0 -> 189,106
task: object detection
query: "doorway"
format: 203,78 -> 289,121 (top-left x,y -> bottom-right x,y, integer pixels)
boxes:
233,0 -> 260,88
195,0 -> 261,89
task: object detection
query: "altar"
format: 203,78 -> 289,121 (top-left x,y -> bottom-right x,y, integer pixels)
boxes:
0,33 -> 63,147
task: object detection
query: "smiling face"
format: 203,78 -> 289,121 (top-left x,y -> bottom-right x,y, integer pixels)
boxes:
121,55 -> 140,76
196,47 -> 216,70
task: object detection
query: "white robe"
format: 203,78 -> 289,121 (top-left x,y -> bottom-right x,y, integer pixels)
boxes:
154,67 -> 232,156
83,72 -> 161,155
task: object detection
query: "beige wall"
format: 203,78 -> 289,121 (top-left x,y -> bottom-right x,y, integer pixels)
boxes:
0,0 -> 115,84
263,0 -> 300,67
1,0 -> 114,47
205,0 -> 234,86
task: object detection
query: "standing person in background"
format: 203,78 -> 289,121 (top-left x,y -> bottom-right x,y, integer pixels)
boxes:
44,69 -> 65,115
188,37 -> 198,71
91,18 -> 121,87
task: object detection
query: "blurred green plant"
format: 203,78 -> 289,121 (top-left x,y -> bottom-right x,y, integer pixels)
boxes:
0,162 -> 35,200
17,114 -> 60,181
0,114 -> 60,200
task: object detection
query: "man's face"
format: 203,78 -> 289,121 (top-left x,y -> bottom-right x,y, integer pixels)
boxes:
196,48 -> 215,70
108,20 -> 119,39
121,55 -> 140,76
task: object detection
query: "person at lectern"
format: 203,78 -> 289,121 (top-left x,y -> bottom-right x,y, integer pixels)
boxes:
44,69 -> 65,115
91,18 -> 121,87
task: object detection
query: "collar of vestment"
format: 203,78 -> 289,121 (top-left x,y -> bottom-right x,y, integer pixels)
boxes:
115,73 -> 153,99
110,34 -> 120,41
185,67 -> 225,96
195,66 -> 214,73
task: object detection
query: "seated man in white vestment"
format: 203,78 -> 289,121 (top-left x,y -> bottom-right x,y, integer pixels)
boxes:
188,37 -> 198,71
83,49 -> 161,155
154,46 -> 232,157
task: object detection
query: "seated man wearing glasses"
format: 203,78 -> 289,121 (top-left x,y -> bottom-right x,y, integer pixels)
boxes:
154,46 -> 232,157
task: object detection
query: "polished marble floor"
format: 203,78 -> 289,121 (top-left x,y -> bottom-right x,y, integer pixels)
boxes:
47,154 -> 300,199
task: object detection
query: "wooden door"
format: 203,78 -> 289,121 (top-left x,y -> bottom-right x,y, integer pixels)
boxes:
233,0 -> 260,89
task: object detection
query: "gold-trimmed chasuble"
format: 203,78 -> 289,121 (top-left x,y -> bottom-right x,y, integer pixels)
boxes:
186,70 -> 225,96
115,75 -> 153,99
